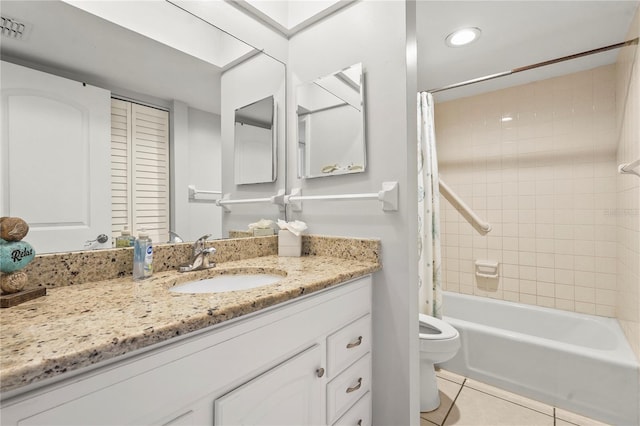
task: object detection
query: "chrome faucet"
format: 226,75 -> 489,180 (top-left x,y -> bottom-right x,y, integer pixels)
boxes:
179,234 -> 217,272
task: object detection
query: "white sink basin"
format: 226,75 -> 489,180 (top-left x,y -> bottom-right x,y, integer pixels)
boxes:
169,274 -> 283,294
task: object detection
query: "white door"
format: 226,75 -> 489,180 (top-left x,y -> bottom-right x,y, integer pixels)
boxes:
0,61 -> 111,253
111,99 -> 170,244
214,344 -> 324,425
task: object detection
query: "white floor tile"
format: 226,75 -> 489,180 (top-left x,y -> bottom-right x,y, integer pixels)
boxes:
421,377 -> 463,425
463,378 -> 554,416
443,387 -> 554,426
423,370 -> 609,426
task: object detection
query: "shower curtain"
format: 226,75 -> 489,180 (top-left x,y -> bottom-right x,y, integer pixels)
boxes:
417,91 -> 442,319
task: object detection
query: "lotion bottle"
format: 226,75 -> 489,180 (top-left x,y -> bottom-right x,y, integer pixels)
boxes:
133,230 -> 153,280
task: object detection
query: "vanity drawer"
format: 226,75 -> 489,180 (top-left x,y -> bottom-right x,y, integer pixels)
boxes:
332,391 -> 371,426
327,314 -> 371,378
326,354 -> 371,424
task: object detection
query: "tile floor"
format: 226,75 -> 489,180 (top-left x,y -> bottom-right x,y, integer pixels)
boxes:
420,369 -> 611,426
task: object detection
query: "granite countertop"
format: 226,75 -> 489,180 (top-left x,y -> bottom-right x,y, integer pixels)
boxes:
0,254 -> 380,394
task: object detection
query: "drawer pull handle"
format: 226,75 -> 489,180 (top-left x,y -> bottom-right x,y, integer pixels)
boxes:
346,377 -> 362,393
316,368 -> 325,378
346,336 -> 363,349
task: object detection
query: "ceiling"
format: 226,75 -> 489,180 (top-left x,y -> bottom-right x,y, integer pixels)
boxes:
416,1 -> 640,102
2,1 -> 638,111
0,1 -> 257,115
228,0 -> 356,37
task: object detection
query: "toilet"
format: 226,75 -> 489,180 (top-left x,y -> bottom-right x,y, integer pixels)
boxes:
419,313 -> 461,412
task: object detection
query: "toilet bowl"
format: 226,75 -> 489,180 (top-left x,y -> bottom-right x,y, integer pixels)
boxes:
419,313 -> 461,412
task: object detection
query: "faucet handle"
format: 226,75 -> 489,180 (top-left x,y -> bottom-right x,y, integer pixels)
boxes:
201,247 -> 216,269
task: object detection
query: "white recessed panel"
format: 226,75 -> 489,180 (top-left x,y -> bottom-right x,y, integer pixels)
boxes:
7,95 -> 88,224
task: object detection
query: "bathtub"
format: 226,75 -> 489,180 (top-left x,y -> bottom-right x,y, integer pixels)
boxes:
439,291 -> 639,425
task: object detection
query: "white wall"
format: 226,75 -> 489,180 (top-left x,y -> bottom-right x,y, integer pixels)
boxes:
187,108 -> 222,241
221,54 -> 287,235
288,1 -> 419,424
172,104 -> 222,242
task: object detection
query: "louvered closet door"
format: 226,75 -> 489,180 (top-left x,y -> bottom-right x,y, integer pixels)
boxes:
132,104 -> 170,244
110,99 -> 132,241
111,100 -> 169,244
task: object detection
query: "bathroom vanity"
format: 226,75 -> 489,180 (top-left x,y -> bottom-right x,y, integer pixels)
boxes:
0,237 -> 380,425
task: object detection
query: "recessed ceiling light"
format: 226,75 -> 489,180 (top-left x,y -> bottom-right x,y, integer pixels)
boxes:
445,27 -> 481,47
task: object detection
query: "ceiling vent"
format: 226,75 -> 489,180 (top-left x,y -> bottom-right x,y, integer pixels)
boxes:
1,16 -> 27,40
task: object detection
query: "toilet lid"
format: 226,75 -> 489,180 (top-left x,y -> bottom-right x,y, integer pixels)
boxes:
419,313 -> 459,340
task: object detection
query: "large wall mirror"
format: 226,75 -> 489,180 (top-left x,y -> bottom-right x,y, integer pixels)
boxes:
0,0 -> 285,254
234,96 -> 276,185
296,63 -> 366,179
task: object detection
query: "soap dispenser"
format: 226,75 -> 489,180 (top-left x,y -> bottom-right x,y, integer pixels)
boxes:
115,226 -> 135,248
133,230 -> 153,280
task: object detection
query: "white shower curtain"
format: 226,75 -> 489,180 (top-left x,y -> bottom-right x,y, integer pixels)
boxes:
417,92 -> 443,319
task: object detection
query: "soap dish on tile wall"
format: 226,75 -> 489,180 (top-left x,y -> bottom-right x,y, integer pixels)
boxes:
475,260 -> 499,279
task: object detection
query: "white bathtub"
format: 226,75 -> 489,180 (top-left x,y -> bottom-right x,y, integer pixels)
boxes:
439,291 -> 640,425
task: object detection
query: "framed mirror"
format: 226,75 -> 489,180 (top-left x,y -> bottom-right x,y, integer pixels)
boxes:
234,95 -> 276,185
296,63 -> 365,179
0,0 -> 285,253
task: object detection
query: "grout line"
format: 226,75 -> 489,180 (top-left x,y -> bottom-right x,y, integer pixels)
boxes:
440,377 -> 466,426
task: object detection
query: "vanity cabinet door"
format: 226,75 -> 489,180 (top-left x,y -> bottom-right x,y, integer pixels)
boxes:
214,344 -> 324,425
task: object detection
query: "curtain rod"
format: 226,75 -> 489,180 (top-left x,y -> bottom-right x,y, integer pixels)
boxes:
425,38 -> 639,94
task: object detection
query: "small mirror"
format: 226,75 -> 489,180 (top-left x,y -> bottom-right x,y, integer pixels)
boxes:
234,96 -> 276,185
296,63 -> 365,179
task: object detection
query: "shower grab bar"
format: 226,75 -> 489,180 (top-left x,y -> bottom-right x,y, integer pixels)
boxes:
285,182 -> 398,211
216,189 -> 286,212
439,179 -> 491,235
188,185 -> 222,203
618,157 -> 640,177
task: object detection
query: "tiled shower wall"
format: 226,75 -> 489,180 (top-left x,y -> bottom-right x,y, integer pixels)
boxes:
615,8 -> 639,359
436,64 -> 619,317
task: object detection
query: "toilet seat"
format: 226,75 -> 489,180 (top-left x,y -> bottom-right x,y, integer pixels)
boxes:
418,313 -> 461,412
419,313 -> 459,340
